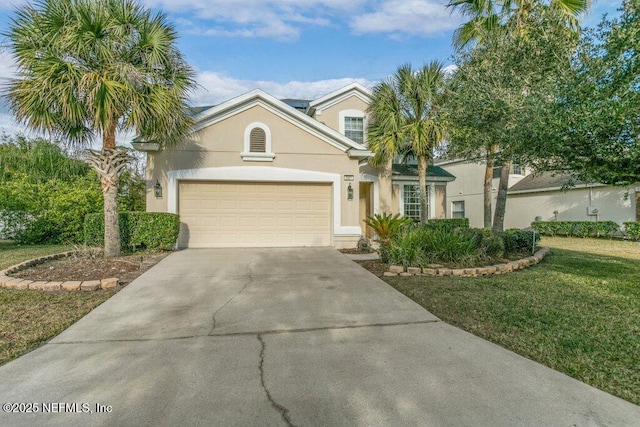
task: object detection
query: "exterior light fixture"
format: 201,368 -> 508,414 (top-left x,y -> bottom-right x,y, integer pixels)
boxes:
154,180 -> 163,198
347,183 -> 354,201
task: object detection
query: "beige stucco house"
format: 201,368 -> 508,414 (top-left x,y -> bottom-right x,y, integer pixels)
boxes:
134,83 -> 455,248
438,158 -> 639,229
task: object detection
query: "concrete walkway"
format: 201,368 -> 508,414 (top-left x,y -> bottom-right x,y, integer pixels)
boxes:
0,248 -> 638,426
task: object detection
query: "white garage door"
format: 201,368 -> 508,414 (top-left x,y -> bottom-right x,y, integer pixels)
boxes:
178,181 -> 332,248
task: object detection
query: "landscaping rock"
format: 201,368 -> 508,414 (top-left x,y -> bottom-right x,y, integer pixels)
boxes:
43,282 -> 62,291
451,269 -> 465,276
389,265 -> 404,274
101,277 -> 119,289
438,268 -> 452,276
28,281 -> 48,290
400,272 -> 413,277
61,281 -> 82,291
426,264 -> 443,269
464,268 -> 478,276
407,267 -> 421,275
80,281 -> 101,291
422,268 -> 437,276
383,272 -> 398,277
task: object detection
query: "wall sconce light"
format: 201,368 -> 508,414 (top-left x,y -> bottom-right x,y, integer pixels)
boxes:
154,180 -> 163,198
347,183 -> 354,200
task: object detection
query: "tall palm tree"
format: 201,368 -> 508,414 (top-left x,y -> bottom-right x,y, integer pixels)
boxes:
6,0 -> 196,256
448,0 -> 589,48
368,63 -> 447,224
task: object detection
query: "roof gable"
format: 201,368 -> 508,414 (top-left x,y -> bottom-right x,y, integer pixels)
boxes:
191,89 -> 371,159
308,83 -> 372,114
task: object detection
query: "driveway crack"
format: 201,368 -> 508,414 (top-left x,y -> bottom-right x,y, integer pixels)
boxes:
209,268 -> 254,335
258,333 -> 295,426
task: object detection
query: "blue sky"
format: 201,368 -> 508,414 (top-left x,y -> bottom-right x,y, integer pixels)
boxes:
0,0 -> 622,137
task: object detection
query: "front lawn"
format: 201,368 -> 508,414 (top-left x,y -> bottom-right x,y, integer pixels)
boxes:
380,236 -> 640,406
0,240 -> 117,365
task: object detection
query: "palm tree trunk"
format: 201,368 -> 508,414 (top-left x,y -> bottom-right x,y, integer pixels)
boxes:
484,147 -> 496,228
85,126 -> 132,257
418,155 -> 429,224
379,157 -> 394,213
492,161 -> 511,233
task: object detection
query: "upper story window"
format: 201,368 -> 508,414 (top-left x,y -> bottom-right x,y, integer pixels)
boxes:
242,122 -> 275,162
339,109 -> 366,145
344,117 -> 364,144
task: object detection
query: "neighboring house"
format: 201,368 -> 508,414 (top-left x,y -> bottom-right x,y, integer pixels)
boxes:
438,158 -> 639,229
133,83 -> 455,248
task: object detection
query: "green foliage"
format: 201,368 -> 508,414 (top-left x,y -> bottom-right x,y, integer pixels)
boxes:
499,229 -> 540,253
532,221 -> 620,238
0,135 -> 90,182
532,0 -> 640,185
623,222 -> 640,240
388,226 -> 530,268
364,213 -> 413,244
424,218 -> 470,233
0,176 -> 102,244
84,212 -> 179,252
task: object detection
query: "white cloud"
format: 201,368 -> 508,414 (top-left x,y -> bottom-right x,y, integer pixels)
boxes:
192,70 -> 374,106
352,0 -> 460,38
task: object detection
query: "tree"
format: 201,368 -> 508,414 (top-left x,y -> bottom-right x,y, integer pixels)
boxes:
448,0 -> 588,48
6,0 -> 196,256
530,0 -> 640,185
445,0 -> 585,231
368,63 -> 447,223
444,10 -> 578,231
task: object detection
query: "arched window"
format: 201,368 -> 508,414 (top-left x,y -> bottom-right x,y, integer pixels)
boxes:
242,122 -> 275,161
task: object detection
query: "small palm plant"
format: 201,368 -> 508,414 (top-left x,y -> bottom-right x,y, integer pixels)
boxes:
364,213 -> 413,262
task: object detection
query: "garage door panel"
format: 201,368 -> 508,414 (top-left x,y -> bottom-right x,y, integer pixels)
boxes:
178,181 -> 331,248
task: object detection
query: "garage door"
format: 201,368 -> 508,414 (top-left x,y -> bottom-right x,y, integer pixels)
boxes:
178,181 -> 332,248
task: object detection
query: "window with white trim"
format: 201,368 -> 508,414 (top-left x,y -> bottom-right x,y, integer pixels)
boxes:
403,184 -> 427,220
344,116 -> 364,143
451,201 -> 465,219
242,122 -> 274,161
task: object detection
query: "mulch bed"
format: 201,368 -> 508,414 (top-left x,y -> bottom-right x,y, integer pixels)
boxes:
356,260 -> 389,277
12,252 -> 169,285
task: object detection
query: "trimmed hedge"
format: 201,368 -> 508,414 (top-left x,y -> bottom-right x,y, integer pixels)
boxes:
531,221 -> 620,238
424,218 -> 470,233
624,222 -> 640,240
85,212 -> 179,251
499,229 -> 541,253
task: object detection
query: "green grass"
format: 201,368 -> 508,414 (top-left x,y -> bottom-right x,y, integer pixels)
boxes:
0,240 -> 116,365
382,236 -> 640,406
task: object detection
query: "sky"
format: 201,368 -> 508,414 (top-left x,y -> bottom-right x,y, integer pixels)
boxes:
0,0 -> 622,141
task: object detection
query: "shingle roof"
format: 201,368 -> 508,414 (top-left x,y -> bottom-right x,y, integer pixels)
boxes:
508,172 -> 584,192
188,105 -> 216,116
281,99 -> 311,111
392,163 -> 456,180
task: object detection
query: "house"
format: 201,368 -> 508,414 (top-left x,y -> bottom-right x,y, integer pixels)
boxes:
437,158 -> 639,229
133,83 -> 455,248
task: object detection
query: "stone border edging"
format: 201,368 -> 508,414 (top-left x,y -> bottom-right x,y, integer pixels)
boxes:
384,247 -> 550,277
0,252 -> 119,292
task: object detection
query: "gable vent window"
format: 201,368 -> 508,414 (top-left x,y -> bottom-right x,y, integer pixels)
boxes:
250,128 -> 266,153
242,122 -> 275,161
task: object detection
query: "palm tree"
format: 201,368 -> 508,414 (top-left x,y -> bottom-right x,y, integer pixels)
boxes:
368,63 -> 447,224
6,0 -> 196,256
448,0 -> 589,48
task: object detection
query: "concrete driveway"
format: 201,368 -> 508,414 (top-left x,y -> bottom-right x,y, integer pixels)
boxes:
0,248 -> 638,426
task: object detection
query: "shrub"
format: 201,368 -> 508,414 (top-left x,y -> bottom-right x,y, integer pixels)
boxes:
0,176 -> 102,244
424,218 -> 470,233
532,221 -> 620,238
624,222 -> 640,240
500,229 -> 540,253
365,213 -> 413,262
85,212 -> 180,252
481,234 -> 505,258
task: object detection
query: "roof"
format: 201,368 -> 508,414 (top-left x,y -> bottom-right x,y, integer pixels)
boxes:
188,105 -> 216,116
508,172 -> 587,193
392,163 -> 456,181
308,82 -> 372,113
281,99 -> 310,111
